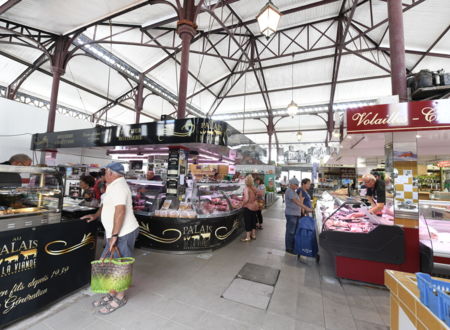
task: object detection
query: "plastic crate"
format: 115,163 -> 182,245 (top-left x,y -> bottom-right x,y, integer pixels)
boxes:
416,272 -> 450,326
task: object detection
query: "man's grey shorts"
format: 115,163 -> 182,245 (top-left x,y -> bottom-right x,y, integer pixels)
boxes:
101,228 -> 139,258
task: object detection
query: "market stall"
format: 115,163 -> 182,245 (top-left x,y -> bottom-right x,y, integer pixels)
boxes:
0,165 -> 97,327
319,99 -> 450,285
31,118 -> 250,252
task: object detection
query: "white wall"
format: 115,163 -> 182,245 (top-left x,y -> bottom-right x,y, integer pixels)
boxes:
0,98 -> 111,165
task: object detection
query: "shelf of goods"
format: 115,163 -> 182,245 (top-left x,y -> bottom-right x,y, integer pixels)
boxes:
128,180 -> 244,252
316,191 -> 403,285
419,200 -> 450,268
265,191 -> 278,208
0,165 -> 97,327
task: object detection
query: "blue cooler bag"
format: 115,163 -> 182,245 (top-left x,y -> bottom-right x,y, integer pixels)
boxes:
294,216 -> 318,258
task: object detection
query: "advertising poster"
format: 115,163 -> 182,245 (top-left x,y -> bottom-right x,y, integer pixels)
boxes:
0,221 -> 97,327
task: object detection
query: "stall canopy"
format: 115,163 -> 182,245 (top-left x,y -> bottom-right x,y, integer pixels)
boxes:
0,0 -> 449,146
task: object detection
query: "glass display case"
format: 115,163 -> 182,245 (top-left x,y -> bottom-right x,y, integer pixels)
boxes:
0,165 -> 63,231
193,182 -> 244,218
319,193 -> 394,234
318,191 -> 403,266
419,200 -> 450,262
143,181 -> 244,219
127,179 -> 166,216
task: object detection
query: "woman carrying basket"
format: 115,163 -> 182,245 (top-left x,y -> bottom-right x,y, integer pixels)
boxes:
82,162 -> 140,315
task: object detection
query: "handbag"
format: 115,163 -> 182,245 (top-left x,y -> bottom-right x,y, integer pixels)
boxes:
90,247 -> 135,293
257,199 -> 265,210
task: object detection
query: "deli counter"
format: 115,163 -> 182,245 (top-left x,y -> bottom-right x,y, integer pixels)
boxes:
128,180 -> 244,252
0,165 -> 97,327
316,192 -> 405,284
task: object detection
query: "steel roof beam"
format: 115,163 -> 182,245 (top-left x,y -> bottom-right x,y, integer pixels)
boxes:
222,74 -> 390,99
0,0 -> 21,15
410,24 -> 449,71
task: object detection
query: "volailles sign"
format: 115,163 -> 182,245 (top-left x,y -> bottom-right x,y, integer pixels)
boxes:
346,100 -> 450,134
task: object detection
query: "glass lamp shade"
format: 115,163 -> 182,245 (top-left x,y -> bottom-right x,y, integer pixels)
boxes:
287,100 -> 298,117
257,1 -> 281,39
296,131 -> 303,141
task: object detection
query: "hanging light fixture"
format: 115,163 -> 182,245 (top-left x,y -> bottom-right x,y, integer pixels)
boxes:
287,54 -> 297,117
296,111 -> 302,141
256,1 -> 282,39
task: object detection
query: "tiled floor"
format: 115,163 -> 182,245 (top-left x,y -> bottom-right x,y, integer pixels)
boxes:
8,198 -> 390,330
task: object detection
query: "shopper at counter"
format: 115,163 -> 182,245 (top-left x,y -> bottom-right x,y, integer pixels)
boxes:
296,178 -> 314,216
255,177 -> 265,230
81,162 -> 139,314
1,153 -> 32,166
285,177 -> 305,254
362,174 -> 386,214
241,175 -> 259,242
93,168 -> 106,200
79,175 -> 99,208
280,176 -> 288,203
0,154 -> 32,187
146,170 -> 162,181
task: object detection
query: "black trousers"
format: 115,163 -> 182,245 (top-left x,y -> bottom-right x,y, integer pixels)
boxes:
243,208 -> 257,232
256,210 -> 263,225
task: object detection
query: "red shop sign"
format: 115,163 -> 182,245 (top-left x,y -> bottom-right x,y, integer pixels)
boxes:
346,100 -> 450,134
437,161 -> 450,168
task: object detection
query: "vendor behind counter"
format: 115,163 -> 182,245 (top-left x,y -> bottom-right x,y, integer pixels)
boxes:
362,173 -> 386,214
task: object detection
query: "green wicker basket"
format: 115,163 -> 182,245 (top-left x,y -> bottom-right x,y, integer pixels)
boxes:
91,257 -> 135,293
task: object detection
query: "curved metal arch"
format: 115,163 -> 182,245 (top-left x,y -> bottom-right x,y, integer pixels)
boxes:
0,27 -> 53,62
149,0 -> 180,18
65,51 -> 137,93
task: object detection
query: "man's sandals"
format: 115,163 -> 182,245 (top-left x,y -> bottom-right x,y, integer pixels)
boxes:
93,295 -> 128,314
92,294 -> 114,307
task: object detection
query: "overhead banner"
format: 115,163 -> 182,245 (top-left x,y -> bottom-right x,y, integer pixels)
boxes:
0,221 -> 97,327
346,99 -> 450,134
31,118 -> 228,150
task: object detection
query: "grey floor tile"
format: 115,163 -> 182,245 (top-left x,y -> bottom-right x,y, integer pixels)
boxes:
294,320 -> 326,330
82,319 -> 121,330
159,321 -> 193,330
8,323 -> 52,330
222,278 -> 274,310
349,305 -> 385,326
170,302 -> 207,328
261,312 -> 296,330
354,319 -> 389,330
196,312 -> 250,330
43,303 -> 98,330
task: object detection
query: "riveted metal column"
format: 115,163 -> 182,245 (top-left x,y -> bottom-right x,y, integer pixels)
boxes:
47,36 -> 70,133
387,0 -> 407,102
176,22 -> 196,119
47,66 -> 64,133
267,116 -> 275,164
135,73 -> 144,124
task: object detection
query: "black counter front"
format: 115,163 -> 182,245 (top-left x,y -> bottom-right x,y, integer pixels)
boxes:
135,209 -> 244,252
0,219 -> 97,327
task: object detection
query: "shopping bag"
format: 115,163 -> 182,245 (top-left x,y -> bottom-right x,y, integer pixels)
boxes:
294,216 -> 318,257
90,247 -> 135,293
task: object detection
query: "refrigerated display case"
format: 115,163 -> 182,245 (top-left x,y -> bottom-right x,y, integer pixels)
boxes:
0,165 -> 97,326
134,181 -> 244,252
0,165 -> 63,231
317,191 -> 404,284
419,200 -> 450,267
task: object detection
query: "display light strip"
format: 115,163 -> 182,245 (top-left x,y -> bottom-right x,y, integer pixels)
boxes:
211,100 -> 376,121
75,35 -> 205,118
